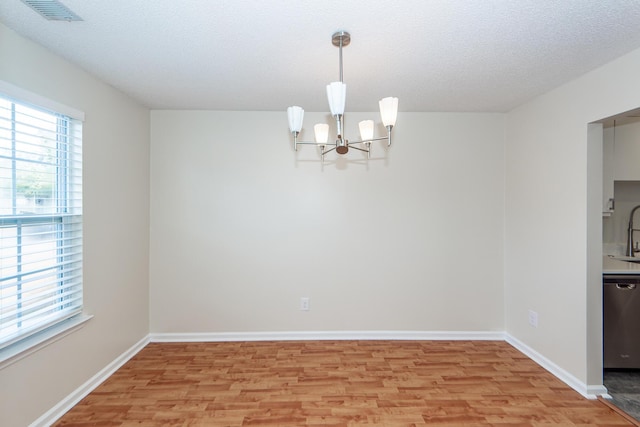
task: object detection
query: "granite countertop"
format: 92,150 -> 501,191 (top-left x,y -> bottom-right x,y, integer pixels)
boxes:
603,255 -> 640,275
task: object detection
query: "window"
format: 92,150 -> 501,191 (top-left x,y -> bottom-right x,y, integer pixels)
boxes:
0,91 -> 82,350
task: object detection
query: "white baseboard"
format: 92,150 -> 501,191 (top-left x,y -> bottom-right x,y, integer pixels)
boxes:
33,330 -> 608,426
149,330 -> 506,342
29,335 -> 150,427
505,333 -> 607,399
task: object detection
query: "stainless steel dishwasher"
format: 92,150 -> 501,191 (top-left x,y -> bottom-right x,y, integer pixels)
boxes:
604,274 -> 640,368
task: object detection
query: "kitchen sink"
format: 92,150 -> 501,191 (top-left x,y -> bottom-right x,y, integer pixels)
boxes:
611,256 -> 640,264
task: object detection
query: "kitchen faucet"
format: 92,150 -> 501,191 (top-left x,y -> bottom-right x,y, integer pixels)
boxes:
627,204 -> 640,257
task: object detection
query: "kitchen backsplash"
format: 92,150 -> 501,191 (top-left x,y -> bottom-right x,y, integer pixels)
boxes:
603,181 -> 640,255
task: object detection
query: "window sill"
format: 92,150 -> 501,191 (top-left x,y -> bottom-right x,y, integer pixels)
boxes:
0,314 -> 93,370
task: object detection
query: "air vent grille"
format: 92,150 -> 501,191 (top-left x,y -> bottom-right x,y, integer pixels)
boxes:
21,0 -> 82,21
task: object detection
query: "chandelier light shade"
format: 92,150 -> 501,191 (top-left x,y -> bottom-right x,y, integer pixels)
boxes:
358,120 -> 374,141
314,123 -> 329,143
287,106 -> 304,134
326,82 -> 347,116
287,31 -> 398,161
379,97 -> 399,127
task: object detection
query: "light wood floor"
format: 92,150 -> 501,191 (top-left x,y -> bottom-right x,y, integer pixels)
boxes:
54,340 -> 634,426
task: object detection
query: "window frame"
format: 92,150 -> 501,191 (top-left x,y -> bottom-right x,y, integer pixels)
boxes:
0,81 -> 90,367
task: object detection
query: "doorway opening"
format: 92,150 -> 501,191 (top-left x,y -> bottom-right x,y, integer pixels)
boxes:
593,109 -> 640,422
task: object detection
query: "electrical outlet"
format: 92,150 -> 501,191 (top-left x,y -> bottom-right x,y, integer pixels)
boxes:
528,309 -> 538,328
300,297 -> 310,311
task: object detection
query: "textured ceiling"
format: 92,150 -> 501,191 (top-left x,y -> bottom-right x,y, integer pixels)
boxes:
2,0 -> 640,112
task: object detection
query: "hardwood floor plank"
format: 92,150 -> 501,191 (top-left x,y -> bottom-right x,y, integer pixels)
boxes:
53,340 -> 634,426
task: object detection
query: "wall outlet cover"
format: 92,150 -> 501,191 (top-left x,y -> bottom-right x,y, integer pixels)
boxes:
528,309 -> 538,327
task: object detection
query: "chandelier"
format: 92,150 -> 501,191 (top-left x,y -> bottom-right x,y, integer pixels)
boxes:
287,31 -> 398,161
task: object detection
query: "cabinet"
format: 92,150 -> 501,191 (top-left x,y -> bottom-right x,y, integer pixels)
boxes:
603,125 -> 615,215
613,119 -> 640,181
601,119 -> 640,216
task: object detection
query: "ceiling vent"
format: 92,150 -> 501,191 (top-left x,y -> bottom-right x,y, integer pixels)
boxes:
20,0 -> 82,21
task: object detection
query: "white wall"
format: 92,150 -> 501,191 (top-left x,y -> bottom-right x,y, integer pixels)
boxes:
149,111 -> 505,334
0,23 -> 150,427
505,46 -> 640,389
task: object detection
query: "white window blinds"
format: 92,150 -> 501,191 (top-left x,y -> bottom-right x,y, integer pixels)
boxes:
0,91 -> 83,350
